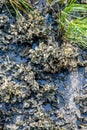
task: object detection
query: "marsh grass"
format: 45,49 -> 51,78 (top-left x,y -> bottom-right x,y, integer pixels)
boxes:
59,2 -> 87,48
48,0 -> 87,48
4,0 -> 33,17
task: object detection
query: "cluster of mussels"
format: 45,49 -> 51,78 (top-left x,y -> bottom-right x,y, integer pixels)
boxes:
0,7 -> 59,129
29,42 -> 79,73
0,10 -> 51,44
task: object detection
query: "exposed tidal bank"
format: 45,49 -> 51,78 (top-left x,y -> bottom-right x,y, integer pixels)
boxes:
0,0 -> 87,129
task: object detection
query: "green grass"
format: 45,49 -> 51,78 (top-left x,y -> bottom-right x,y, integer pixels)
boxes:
59,2 -> 87,48
47,0 -> 87,48
47,0 -> 76,6
4,0 -> 33,17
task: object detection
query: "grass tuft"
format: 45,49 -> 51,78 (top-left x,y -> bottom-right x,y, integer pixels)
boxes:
59,2 -> 87,48
47,0 -> 87,48
3,0 -> 33,17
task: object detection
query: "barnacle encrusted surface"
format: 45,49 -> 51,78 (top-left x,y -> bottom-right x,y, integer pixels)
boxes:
0,10 -> 50,44
29,42 -> 79,73
0,1 -> 87,129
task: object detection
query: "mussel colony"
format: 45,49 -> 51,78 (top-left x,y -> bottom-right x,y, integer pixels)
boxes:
0,0 -> 87,129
